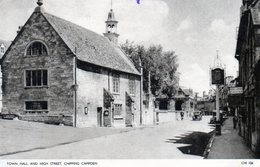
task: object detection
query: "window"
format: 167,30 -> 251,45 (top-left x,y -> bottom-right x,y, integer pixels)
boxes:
25,70 -> 48,87
114,104 -> 122,116
26,42 -> 47,56
129,79 -> 135,96
0,45 -> 5,54
112,74 -> 120,93
25,101 -> 48,112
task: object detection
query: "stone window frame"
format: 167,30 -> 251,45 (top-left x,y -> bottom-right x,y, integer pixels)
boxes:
24,100 -> 49,114
129,77 -> 136,96
113,103 -> 123,117
112,73 -> 120,94
24,40 -> 49,56
24,69 -> 49,88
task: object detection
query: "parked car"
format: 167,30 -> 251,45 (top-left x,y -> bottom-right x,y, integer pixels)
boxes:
192,111 -> 202,121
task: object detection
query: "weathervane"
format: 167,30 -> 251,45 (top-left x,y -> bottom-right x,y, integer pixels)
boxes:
37,0 -> 43,6
213,50 -> 224,69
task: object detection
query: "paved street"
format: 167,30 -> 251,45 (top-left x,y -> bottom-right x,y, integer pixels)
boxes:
0,116 -> 213,159
0,119 -> 134,157
207,117 -> 256,159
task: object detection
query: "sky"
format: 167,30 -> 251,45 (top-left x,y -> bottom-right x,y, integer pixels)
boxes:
0,0 -> 242,96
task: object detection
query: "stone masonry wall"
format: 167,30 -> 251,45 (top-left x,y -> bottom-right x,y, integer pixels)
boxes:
1,12 -> 74,122
76,66 -> 141,128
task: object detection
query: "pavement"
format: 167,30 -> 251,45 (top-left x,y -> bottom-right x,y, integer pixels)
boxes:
0,116 -> 213,159
207,117 -> 256,159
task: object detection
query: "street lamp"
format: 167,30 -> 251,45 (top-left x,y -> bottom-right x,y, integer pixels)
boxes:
211,51 -> 225,135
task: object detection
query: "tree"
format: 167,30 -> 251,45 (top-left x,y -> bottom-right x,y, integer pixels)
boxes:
120,40 -> 179,98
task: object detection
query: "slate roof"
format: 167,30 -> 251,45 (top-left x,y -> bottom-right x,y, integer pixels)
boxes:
236,0 -> 260,57
42,12 -> 140,76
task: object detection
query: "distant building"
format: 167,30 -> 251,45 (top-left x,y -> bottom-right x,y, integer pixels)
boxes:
0,40 -> 11,112
1,1 -> 142,127
174,88 -> 195,113
235,0 -> 260,156
196,90 -> 215,115
0,40 -> 11,59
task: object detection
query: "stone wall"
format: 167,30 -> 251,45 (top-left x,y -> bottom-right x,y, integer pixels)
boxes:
76,63 -> 141,128
19,115 -> 73,126
1,12 -> 74,123
155,110 -> 177,123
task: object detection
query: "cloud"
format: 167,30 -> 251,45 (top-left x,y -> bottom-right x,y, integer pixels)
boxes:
209,19 -> 231,33
0,0 -> 241,95
177,19 -> 192,31
179,63 -> 209,94
0,0 -> 170,44
222,54 -> 239,77
44,0 -> 170,44
184,34 -> 198,44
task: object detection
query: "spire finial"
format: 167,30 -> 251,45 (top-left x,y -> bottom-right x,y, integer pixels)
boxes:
213,50 -> 223,68
35,0 -> 45,13
111,0 -> 113,9
37,0 -> 43,6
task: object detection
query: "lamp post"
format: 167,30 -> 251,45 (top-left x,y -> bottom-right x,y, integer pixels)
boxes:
211,51 -> 225,135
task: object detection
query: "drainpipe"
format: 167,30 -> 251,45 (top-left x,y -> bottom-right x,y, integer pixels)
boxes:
73,48 -> 78,127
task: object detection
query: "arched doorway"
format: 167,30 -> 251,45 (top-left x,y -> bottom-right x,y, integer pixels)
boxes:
175,100 -> 184,111
159,100 -> 168,110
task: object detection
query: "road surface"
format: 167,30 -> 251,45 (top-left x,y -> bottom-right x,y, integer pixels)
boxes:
0,116 -> 214,159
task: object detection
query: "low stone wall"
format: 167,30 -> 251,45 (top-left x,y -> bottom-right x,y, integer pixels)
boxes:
156,110 -> 178,123
19,115 -> 73,126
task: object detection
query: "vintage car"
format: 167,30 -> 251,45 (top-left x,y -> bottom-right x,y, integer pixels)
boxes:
192,111 -> 202,121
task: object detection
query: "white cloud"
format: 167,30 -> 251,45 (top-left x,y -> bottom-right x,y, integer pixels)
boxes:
179,63 -> 210,94
0,0 -> 241,95
177,19 -> 192,31
44,0 -> 169,44
222,54 -> 239,77
184,34 -> 198,44
209,19 -> 231,33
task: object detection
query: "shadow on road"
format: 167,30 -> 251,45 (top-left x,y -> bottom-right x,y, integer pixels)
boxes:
166,131 -> 214,156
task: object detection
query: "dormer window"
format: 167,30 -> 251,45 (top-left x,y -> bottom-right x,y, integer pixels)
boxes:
26,41 -> 48,56
0,44 -> 5,54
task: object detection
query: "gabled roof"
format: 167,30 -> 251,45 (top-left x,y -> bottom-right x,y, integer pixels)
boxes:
182,89 -> 192,96
0,39 -> 11,59
235,0 -> 260,58
42,12 -> 140,76
0,39 -> 11,48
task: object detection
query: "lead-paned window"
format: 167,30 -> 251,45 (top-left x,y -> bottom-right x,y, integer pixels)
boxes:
112,74 -> 120,93
25,70 -> 48,87
25,101 -> 48,111
114,104 -> 122,116
26,42 -> 47,56
129,79 -> 135,96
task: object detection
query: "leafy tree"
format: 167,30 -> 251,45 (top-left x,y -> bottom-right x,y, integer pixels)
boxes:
120,40 -> 179,98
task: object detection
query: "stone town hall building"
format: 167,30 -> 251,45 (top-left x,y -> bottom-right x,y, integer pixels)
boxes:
1,1 -> 142,127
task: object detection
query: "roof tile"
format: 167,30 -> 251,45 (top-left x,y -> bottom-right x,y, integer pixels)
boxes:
43,12 -> 140,76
